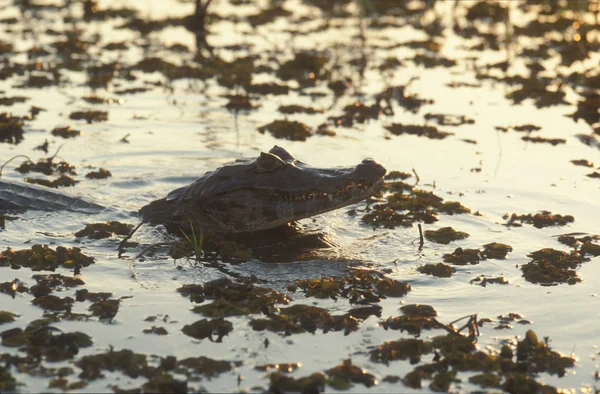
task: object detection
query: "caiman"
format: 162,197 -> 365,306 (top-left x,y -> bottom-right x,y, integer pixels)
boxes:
0,146 -> 386,234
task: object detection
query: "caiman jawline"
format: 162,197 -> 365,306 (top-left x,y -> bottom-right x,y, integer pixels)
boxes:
256,177 -> 380,202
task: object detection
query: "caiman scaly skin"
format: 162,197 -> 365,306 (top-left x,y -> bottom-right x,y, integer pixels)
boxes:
1,146 -> 386,234
139,146 -> 386,233
0,178 -> 104,213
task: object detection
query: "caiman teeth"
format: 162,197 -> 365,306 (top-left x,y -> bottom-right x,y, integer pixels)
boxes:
269,177 -> 379,202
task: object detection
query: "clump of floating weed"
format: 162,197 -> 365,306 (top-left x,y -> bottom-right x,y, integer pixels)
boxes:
287,269 -> 410,302
416,263 -> 455,278
69,110 -> 108,123
380,304 -> 443,336
0,245 -> 95,271
520,248 -> 588,285
0,112 -> 26,144
326,359 -> 378,389
385,123 -> 454,139
424,227 -> 469,244
362,177 -> 471,229
75,221 -> 133,239
181,318 -> 232,342
51,126 -> 81,139
258,119 -> 312,141
177,277 -> 289,317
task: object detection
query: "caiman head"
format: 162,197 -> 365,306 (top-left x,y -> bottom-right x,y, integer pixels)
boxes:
142,146 -> 386,234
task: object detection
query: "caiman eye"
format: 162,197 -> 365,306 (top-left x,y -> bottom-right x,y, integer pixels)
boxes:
256,152 -> 285,171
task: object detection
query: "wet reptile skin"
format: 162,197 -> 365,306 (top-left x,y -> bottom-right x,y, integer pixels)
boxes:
2,146 -> 386,234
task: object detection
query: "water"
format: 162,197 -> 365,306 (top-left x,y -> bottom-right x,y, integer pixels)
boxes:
1,0 -> 599,392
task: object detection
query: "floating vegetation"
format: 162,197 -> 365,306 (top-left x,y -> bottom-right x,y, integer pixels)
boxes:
25,174 -> 78,188
276,51 -> 329,86
410,54 -> 456,68
255,362 -> 301,373
85,168 -> 111,179
246,82 -> 290,96
31,295 -> 75,311
51,126 -> 81,139
470,275 -> 509,286
143,326 -> 168,335
326,359 -> 378,389
570,159 -> 594,167
258,119 -> 312,141
482,242 -> 513,259
385,171 -> 411,181
0,112 -> 25,144
181,318 -> 233,342
329,101 -> 389,127
362,179 -> 471,229
269,371 -> 326,393
0,279 -> 28,297
416,263 -> 455,278
570,92 -> 600,126
75,221 -> 133,239
556,233 -> 600,248
16,158 -> 77,176
580,241 -> 600,257
495,312 -> 531,329
32,273 -> 85,291
370,338 -> 432,364
0,311 -> 18,324
76,349 -> 149,380
442,247 -> 481,265
443,243 -> 513,266
521,248 -> 588,285
224,94 -> 257,112
384,123 -> 453,140
278,104 -> 322,114
0,245 -> 95,271
247,5 -> 291,27
375,325 -> 574,391
178,277 -> 289,317
380,304 -> 442,336
424,227 -> 469,244
288,269 -> 410,302
249,304 -> 363,335
89,299 -> 120,321
0,96 -> 28,106
1,318 -> 93,362
521,136 -> 566,145
424,113 -> 475,126
69,110 -> 108,123
504,211 -> 574,229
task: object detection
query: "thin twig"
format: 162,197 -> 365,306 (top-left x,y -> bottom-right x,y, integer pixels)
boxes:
418,223 -> 424,250
118,220 -> 146,257
0,155 -> 33,178
49,142 -> 67,161
412,167 -> 420,184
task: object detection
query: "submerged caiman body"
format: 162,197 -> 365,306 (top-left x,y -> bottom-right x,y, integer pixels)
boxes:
0,179 -> 104,213
1,146 -> 386,234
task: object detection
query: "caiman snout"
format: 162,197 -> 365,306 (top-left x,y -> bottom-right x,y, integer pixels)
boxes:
356,158 -> 386,179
